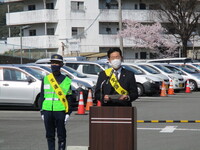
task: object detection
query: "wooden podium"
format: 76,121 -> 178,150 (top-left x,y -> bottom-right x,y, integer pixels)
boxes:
89,106 -> 137,150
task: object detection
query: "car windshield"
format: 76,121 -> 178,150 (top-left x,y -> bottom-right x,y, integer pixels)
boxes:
192,64 -> 200,69
154,65 -> 174,73
122,65 -> 144,75
19,67 -> 43,80
174,65 -> 197,74
62,66 -> 87,78
138,65 -> 160,74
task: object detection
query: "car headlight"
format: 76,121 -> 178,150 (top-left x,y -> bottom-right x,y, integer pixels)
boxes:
77,82 -> 88,90
146,77 -> 155,84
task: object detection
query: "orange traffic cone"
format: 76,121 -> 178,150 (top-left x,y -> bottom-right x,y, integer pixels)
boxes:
168,80 -> 175,95
185,79 -> 191,93
85,89 -> 93,111
97,100 -> 101,107
160,81 -> 167,97
76,91 -> 87,115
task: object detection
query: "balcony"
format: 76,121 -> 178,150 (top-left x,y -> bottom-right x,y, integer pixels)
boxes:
4,0 -> 23,3
98,34 -> 136,47
7,35 -> 59,49
99,9 -> 159,22
6,9 -> 58,26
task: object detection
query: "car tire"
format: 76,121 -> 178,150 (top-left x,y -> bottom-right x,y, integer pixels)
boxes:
189,80 -> 197,91
137,84 -> 144,96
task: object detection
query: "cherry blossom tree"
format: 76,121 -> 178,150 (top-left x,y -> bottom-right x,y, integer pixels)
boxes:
118,20 -> 178,58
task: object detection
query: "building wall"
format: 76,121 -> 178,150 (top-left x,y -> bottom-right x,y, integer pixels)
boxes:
5,0 -> 200,59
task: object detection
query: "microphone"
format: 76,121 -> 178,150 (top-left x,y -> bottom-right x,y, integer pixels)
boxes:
105,69 -> 114,84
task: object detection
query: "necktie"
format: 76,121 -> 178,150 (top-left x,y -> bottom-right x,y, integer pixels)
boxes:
114,71 -> 118,80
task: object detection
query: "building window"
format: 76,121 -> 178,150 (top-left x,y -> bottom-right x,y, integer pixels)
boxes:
47,28 -> 54,35
140,3 -> 146,10
71,1 -> 84,11
46,3 -> 54,9
140,52 -> 147,59
72,27 -> 84,37
28,5 -> 36,11
134,4 -> 138,9
135,53 -> 138,59
29,30 -> 36,36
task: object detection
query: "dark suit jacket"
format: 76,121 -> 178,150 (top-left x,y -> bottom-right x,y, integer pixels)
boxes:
95,68 -> 138,106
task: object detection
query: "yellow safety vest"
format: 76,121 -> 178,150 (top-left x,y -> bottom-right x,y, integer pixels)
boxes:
42,73 -> 71,112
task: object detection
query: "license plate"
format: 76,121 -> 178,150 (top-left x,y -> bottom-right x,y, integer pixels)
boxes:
179,83 -> 183,87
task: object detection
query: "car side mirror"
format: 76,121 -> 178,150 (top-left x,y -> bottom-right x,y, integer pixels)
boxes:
27,76 -> 34,83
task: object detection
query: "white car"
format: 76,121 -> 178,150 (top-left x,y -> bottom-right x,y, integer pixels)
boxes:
164,64 -> 200,91
121,65 -> 163,96
0,65 -> 41,107
143,63 -> 185,90
122,63 -> 170,89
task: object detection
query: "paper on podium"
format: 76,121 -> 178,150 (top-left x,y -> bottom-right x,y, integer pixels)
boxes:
108,95 -> 122,100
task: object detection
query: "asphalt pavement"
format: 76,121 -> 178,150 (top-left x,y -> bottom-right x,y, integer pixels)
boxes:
0,91 -> 200,150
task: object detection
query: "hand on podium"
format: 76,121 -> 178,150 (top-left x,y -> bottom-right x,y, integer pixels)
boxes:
104,95 -> 129,102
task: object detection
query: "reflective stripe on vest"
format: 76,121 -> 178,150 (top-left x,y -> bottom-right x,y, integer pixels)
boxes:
42,75 -> 72,112
105,68 -> 128,95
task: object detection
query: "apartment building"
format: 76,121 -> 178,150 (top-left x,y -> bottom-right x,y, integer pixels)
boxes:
4,0 -> 200,59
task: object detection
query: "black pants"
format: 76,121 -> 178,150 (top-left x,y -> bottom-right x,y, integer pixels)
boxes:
43,111 -> 66,150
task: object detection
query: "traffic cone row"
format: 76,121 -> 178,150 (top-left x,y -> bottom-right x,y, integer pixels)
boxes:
76,89 -> 102,114
185,79 -> 191,93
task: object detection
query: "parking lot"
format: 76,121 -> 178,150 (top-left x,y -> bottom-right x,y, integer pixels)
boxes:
0,91 -> 200,150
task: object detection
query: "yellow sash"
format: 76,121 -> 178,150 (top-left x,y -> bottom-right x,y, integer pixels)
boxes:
47,73 -> 69,113
105,68 -> 128,95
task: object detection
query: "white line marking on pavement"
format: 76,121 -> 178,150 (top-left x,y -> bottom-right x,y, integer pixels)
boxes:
160,126 -> 178,133
138,127 -> 200,133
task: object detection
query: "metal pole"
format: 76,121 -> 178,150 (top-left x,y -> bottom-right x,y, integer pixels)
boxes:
193,35 -> 195,60
20,27 -> 23,64
118,0 -> 123,55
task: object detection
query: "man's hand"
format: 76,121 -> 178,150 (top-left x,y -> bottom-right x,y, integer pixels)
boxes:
64,114 -> 70,124
119,95 -> 129,101
104,95 -> 110,101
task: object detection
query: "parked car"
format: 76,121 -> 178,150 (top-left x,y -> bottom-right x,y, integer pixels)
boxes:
64,61 -> 109,78
122,63 -> 170,89
141,63 -> 185,90
0,65 -> 41,107
164,64 -> 200,91
121,65 -> 162,96
35,56 -> 86,64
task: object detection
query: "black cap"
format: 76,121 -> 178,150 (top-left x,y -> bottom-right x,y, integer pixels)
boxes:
50,54 -> 63,62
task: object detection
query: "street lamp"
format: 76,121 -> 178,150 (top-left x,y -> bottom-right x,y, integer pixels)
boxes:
20,25 -> 31,64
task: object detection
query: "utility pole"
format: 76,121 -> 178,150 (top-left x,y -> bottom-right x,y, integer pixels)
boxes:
118,0 -> 123,55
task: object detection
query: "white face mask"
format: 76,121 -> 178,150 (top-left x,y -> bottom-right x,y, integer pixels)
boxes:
110,59 -> 122,69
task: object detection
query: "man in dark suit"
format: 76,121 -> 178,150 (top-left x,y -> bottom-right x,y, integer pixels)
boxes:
95,48 -> 138,106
